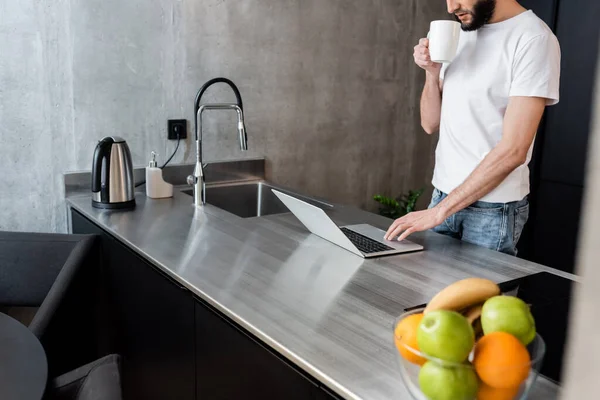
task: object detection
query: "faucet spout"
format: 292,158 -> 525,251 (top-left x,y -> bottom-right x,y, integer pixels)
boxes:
235,106 -> 248,151
189,78 -> 248,207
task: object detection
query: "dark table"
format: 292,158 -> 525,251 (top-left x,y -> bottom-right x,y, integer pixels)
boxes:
0,312 -> 48,400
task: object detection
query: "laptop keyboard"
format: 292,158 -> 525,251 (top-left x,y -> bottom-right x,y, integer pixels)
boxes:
340,227 -> 394,254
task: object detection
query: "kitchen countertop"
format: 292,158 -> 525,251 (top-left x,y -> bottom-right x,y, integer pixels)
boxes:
67,186 -> 575,400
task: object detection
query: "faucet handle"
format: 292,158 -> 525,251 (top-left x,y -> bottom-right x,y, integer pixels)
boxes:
186,175 -> 196,186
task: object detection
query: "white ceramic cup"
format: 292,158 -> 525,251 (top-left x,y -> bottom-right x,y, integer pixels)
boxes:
427,20 -> 461,63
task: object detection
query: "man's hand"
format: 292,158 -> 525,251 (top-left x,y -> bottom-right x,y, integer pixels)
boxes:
384,207 -> 447,242
414,38 -> 442,77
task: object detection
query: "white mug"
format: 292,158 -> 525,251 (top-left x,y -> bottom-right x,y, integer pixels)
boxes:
428,20 -> 461,63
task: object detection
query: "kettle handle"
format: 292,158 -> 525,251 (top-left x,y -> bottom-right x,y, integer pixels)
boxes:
91,138 -> 114,199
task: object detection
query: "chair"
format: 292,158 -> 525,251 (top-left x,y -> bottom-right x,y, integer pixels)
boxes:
0,232 -> 124,399
0,232 -> 102,376
46,354 -> 123,400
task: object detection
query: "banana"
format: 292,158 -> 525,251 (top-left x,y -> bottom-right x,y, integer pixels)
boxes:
463,304 -> 483,324
472,318 -> 483,340
424,278 -> 500,314
463,303 -> 485,340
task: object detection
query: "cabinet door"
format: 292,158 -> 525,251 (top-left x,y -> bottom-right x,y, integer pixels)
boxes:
71,209 -> 106,235
313,386 -> 343,400
530,182 -> 583,274
539,0 -> 600,186
71,210 -> 196,400
195,300 -> 317,399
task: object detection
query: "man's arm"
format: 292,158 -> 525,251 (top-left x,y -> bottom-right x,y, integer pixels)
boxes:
384,96 -> 547,241
434,96 -> 545,216
421,72 -> 443,134
414,38 -> 443,134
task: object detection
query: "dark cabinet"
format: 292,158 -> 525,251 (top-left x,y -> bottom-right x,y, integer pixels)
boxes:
72,209 -> 334,400
72,211 -> 196,400
539,0 -> 600,187
71,210 -> 105,236
314,386 -> 344,399
530,182 -> 583,274
516,0 -> 599,273
106,238 -> 195,400
195,299 -> 317,399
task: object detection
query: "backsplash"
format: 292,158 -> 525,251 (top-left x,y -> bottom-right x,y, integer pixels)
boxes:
0,0 -> 445,232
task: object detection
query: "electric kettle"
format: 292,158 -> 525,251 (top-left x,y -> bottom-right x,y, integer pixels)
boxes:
91,137 -> 136,209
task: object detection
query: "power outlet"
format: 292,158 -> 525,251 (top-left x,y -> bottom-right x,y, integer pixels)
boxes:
168,119 -> 187,140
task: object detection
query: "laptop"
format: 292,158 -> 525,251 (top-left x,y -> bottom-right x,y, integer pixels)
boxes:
272,189 -> 424,258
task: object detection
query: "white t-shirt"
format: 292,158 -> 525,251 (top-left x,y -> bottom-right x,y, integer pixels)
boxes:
432,10 -> 561,203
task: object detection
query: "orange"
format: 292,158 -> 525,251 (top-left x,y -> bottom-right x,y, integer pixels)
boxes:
477,382 -> 519,400
473,332 -> 530,389
394,313 -> 426,365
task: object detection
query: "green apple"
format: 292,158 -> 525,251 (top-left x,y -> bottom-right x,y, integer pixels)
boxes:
481,295 -> 536,345
419,361 -> 478,400
417,310 -> 474,362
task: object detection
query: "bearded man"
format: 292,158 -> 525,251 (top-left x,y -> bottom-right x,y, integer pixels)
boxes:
385,0 -> 561,256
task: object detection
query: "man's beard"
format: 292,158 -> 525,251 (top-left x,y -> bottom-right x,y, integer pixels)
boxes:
454,0 -> 496,31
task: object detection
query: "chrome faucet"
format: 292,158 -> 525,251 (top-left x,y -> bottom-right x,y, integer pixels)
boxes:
187,78 -> 248,206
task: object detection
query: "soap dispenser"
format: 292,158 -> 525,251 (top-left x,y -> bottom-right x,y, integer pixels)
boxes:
146,152 -> 174,199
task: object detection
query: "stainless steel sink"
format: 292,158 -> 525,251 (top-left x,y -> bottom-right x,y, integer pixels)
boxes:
181,182 -> 331,218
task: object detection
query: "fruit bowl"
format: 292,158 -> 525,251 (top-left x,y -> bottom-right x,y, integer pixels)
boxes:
394,309 -> 546,400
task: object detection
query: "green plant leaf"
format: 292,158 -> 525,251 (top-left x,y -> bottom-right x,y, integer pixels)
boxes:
374,188 -> 424,219
373,195 -> 400,209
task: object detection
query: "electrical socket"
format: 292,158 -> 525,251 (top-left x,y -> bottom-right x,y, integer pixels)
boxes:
168,119 -> 187,140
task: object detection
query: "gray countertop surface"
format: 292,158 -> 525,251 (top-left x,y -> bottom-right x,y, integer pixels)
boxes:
67,186 -> 574,400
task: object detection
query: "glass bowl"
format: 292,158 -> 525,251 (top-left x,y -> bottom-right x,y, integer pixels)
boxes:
393,308 -> 546,400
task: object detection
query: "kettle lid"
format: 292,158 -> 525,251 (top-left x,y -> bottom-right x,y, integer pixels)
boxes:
105,136 -> 125,143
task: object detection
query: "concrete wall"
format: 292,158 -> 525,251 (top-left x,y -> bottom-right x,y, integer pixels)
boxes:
0,0 -> 445,233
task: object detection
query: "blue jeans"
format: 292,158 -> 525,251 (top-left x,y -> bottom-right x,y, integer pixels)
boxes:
428,188 -> 530,256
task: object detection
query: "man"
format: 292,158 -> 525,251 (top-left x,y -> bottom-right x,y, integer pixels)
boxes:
385,0 -> 561,255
